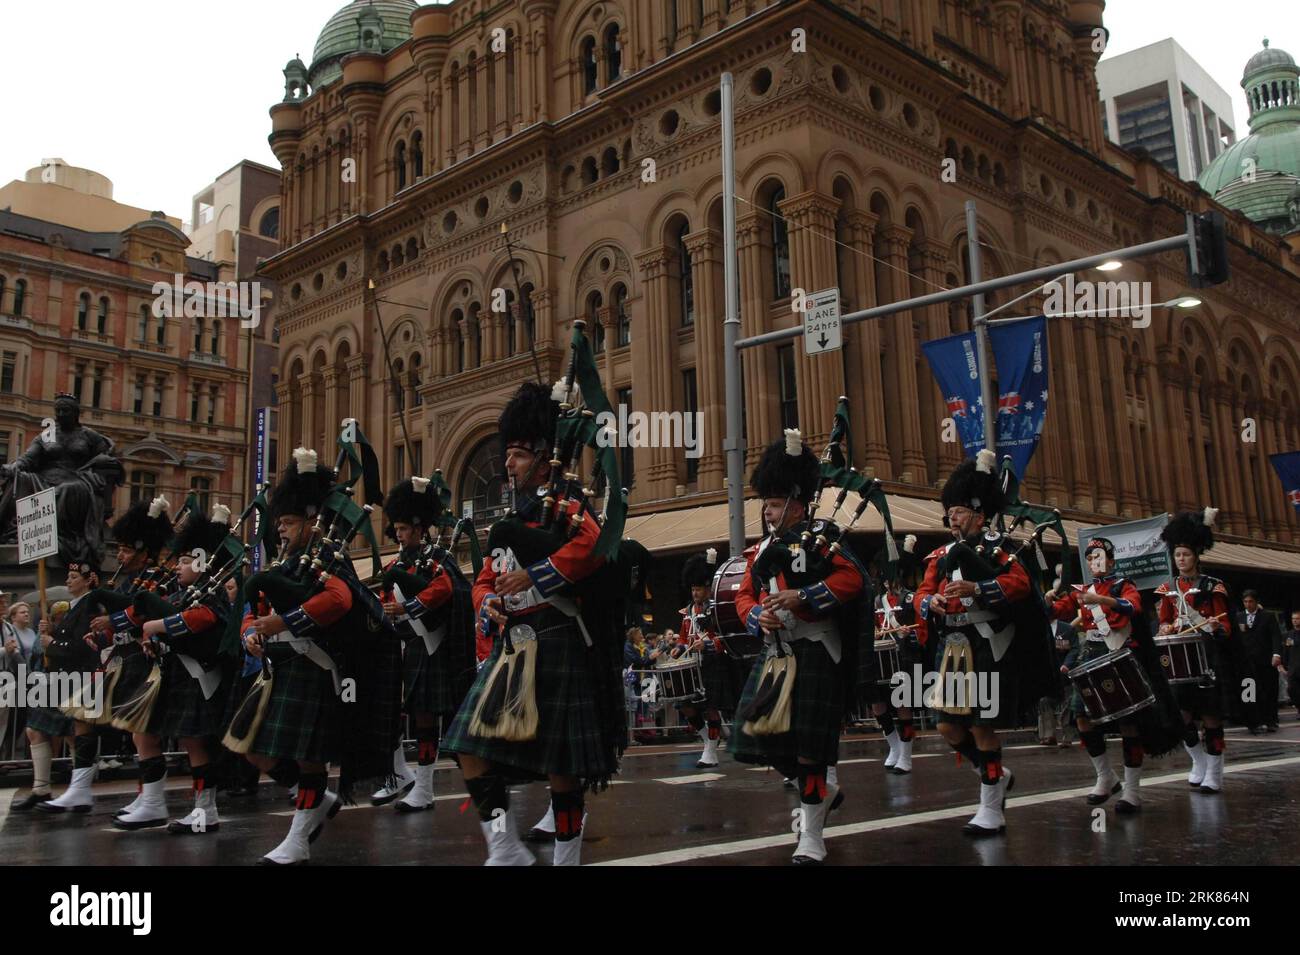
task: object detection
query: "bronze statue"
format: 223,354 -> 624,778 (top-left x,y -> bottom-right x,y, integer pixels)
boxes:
0,393 -> 124,565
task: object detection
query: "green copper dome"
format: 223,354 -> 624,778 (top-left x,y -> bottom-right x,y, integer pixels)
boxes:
309,0 -> 418,89
1198,39 -> 1300,236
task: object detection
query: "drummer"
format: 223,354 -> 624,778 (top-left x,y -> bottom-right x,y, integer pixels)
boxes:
1155,509 -> 1232,794
868,536 -> 922,774
674,549 -> 735,768
1049,537 -> 1145,813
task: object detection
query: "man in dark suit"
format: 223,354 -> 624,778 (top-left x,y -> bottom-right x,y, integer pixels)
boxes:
1238,591 -> 1282,731
1282,610 -> 1300,721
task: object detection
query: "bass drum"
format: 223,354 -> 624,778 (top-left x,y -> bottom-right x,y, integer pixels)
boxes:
710,556 -> 764,660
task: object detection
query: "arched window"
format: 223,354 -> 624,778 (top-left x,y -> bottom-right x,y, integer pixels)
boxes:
677,222 -> 694,326
580,36 -> 598,94
770,187 -> 791,298
193,318 -> 205,352
604,25 -> 622,83
614,283 -> 630,346
459,435 -> 510,523
138,305 -> 150,341
210,319 -> 221,356
97,296 -> 109,334
588,290 -> 604,354
412,131 -> 424,179
129,470 -> 158,505
207,384 -> 219,425
190,477 -> 212,515
133,376 -> 145,414
77,293 -> 90,330
156,313 -> 166,346
395,141 -> 407,192
258,207 -> 280,239
520,283 -> 536,348
504,291 -> 517,357
452,309 -> 465,372
601,147 -> 620,177
14,278 -> 28,316
406,237 -> 419,262
470,305 -> 482,369
393,357 -> 406,412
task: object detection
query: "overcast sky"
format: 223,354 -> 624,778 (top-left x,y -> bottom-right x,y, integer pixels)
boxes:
0,1 -> 1282,232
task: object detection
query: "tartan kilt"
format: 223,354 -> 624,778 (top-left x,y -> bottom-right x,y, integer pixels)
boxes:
1172,680 -> 1220,720
442,607 -> 616,782
402,639 -> 458,717
686,650 -> 741,713
26,705 -> 76,737
729,639 -> 844,768
246,650 -> 341,764
107,644 -> 153,712
930,626 -> 1020,729
147,656 -> 227,739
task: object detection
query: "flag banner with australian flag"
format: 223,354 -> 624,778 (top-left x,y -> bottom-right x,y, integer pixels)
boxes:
1269,451 -> 1300,514
921,316 -> 1049,479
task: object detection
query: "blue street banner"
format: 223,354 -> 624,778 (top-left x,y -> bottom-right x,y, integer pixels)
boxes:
252,408 -> 268,570
920,330 -> 985,460
921,316 -> 1049,479
1077,514 -> 1172,591
987,316 -> 1048,480
1269,451 -> 1300,514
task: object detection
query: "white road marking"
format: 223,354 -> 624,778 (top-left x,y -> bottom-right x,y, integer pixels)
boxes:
654,773 -> 726,785
593,755 -> 1300,866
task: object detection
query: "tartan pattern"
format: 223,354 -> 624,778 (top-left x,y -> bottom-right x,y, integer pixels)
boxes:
26,706 -> 75,737
246,649 -> 341,764
443,607 -> 617,781
693,650 -> 742,712
930,625 -> 1020,729
1172,681 -> 1220,720
147,656 -> 227,739
729,639 -> 844,768
402,638 -> 458,716
108,645 -> 152,712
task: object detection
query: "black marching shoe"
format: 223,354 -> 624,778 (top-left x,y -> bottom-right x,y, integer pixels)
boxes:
1114,798 -> 1141,815
11,792 -> 53,812
1085,779 -> 1122,806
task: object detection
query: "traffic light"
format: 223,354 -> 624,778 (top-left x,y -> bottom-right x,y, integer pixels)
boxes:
1186,210 -> 1229,288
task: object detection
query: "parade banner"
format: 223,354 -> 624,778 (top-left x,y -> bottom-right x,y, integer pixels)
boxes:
1077,514 -> 1171,590
252,407 -> 268,570
1268,451 -> 1300,515
921,316 -> 1049,478
987,316 -> 1049,481
921,330 -> 985,461
16,488 -> 57,564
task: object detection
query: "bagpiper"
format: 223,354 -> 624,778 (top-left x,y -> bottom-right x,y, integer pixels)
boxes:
913,450 -> 1051,837
729,430 -> 869,865
377,476 -> 476,813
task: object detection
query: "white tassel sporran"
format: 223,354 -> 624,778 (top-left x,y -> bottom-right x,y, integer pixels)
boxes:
222,667 -> 275,754
742,642 -> 797,736
469,624 -> 540,742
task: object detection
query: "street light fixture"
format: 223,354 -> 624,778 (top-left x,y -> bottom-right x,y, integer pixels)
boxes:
1096,260 -> 1123,271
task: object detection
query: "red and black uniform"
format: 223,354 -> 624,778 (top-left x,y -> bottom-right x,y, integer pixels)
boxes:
1154,575 -> 1230,720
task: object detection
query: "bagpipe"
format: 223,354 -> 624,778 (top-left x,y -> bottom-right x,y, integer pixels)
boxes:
87,502 -> 201,617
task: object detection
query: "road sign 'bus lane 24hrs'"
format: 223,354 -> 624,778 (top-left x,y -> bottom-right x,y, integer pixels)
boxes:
804,288 -> 842,355
17,488 -> 58,564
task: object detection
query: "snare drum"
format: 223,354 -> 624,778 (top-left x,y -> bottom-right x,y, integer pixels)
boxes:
874,638 -> 901,687
1067,646 -> 1155,724
1153,633 -> 1211,685
711,556 -> 764,660
655,654 -> 706,703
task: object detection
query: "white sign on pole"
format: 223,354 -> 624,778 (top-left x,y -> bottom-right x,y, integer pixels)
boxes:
803,288 -> 842,355
17,488 -> 58,564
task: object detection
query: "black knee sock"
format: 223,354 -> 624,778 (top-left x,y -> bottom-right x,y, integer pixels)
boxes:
139,755 -> 166,784
73,734 -> 97,770
706,719 -> 722,741
1203,726 -> 1225,756
551,790 -> 584,841
268,758 -> 300,788
1081,729 -> 1107,758
950,735 -> 983,769
416,720 -> 440,766
465,774 -> 508,823
191,763 -> 209,794
879,712 -> 896,736
295,771 -> 327,811
1182,722 -> 1200,748
898,718 -> 915,742
979,748 -> 1004,785
797,763 -> 828,805
1121,737 -> 1144,768
685,712 -> 705,732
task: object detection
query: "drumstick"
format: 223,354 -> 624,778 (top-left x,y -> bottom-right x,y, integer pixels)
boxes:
876,624 -> 918,637
1166,612 -> 1228,639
